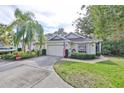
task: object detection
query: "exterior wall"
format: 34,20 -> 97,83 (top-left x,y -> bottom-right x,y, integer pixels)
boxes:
86,43 -> 96,54
68,42 -> 78,51
64,42 -> 70,50
41,43 -> 47,49
72,44 -> 78,52
47,41 -> 101,55
68,42 -> 96,54
99,42 -> 101,53
46,40 -> 100,56
65,42 -> 70,49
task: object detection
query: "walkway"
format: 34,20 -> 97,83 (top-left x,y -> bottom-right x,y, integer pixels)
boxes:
61,56 -> 109,64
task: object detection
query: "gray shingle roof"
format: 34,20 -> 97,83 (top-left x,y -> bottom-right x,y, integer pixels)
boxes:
48,35 -> 69,41
47,32 -> 92,41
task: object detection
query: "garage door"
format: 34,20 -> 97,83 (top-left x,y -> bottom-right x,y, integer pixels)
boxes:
47,45 -> 64,57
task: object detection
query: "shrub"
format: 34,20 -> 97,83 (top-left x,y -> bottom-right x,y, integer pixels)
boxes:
19,51 -> 37,59
102,40 -> 124,56
35,50 -> 42,56
20,52 -> 30,59
71,52 -> 96,59
1,51 -> 37,60
31,51 -> 37,57
42,49 -> 46,55
17,48 -> 22,51
102,41 -> 112,55
1,53 -> 16,60
96,52 -> 101,56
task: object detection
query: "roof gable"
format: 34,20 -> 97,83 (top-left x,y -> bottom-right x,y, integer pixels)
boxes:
64,32 -> 84,39
49,35 -> 67,41
48,32 -> 92,41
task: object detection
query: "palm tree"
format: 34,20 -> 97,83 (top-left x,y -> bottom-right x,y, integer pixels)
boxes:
24,20 -> 37,51
12,8 -> 45,52
12,8 -> 36,51
35,22 -> 45,50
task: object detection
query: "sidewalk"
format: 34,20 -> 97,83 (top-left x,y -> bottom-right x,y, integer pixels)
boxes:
61,56 -> 109,64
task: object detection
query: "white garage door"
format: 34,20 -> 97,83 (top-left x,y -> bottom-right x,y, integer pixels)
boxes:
47,45 -> 64,57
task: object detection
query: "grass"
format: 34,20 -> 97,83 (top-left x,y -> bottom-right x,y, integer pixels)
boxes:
53,57 -> 124,88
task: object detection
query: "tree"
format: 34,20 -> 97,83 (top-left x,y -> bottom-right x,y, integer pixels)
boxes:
74,5 -> 124,41
73,6 -> 94,35
45,33 -> 53,40
90,5 -> 124,40
91,5 -> 124,55
35,22 -> 45,50
0,23 -> 13,46
0,8 -> 45,52
74,5 -> 124,55
53,28 -> 67,36
11,8 -> 44,52
45,28 -> 67,39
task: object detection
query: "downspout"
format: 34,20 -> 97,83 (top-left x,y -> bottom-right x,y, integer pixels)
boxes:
63,40 -> 66,57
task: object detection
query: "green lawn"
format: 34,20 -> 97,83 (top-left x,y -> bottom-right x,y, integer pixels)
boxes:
54,57 -> 124,88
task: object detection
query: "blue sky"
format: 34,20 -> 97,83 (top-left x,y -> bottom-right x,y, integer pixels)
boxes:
0,1 -> 83,33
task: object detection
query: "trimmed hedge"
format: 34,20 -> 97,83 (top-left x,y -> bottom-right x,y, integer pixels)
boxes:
71,52 -> 96,59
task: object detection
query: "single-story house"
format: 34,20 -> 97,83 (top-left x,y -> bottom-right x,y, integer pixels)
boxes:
45,32 -> 102,57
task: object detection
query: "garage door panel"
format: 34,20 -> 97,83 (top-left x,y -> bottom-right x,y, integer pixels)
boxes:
47,45 -> 64,57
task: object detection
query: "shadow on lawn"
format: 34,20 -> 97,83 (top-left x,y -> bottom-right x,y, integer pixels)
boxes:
97,60 -> 118,66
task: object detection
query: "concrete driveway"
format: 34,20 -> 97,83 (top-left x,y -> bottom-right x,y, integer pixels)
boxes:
0,56 -> 72,88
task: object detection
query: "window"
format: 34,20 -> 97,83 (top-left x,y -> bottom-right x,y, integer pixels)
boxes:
78,44 -> 86,53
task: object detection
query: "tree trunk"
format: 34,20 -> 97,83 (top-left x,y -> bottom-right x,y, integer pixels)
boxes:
39,40 -> 43,51
22,35 -> 26,52
39,44 -> 42,51
28,42 -> 32,51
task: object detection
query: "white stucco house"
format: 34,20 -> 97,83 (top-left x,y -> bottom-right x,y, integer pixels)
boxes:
45,32 -> 102,57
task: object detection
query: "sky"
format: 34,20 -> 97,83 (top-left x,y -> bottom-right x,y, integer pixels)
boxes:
0,0 -> 84,34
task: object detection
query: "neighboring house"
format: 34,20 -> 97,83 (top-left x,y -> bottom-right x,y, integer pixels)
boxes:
0,42 -> 3,47
45,32 -> 102,57
0,42 -> 16,53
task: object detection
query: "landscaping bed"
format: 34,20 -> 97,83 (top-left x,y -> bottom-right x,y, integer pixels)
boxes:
54,57 -> 124,88
0,49 -> 46,61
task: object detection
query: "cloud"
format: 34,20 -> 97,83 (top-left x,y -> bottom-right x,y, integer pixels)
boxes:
0,1 -> 83,33
0,5 -> 15,24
